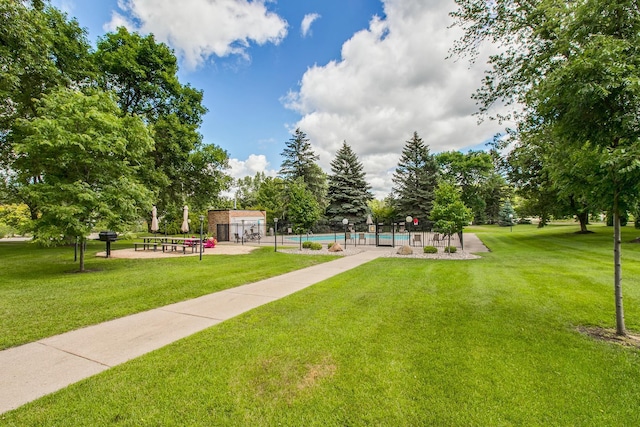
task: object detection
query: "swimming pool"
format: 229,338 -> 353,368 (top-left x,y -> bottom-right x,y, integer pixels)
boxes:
283,233 -> 411,244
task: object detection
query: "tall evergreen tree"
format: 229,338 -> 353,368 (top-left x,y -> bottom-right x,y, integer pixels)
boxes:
392,132 -> 439,223
326,141 -> 373,224
279,128 -> 327,207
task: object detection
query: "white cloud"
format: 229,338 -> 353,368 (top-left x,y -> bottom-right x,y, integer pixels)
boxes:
284,0 -> 505,197
228,154 -> 278,180
301,13 -> 321,38
106,0 -> 288,69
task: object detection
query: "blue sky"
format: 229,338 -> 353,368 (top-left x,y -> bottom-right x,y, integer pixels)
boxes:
51,0 -> 501,197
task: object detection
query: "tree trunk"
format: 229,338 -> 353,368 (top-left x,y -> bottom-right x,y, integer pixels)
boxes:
79,237 -> 86,273
613,200 -> 625,336
576,211 -> 589,233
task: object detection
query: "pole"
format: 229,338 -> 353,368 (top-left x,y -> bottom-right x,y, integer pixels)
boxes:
199,215 -> 204,261
274,219 -> 278,252
342,218 -> 348,247
344,224 -> 347,247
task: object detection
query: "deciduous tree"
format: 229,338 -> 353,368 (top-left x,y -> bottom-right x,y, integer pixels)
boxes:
286,178 -> 321,234
430,182 -> 473,248
94,27 -> 229,215
14,88 -> 153,271
452,0 -> 640,335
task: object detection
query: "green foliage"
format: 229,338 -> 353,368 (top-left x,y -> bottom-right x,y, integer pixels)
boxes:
368,198 -> 396,223
452,0 -> 640,334
430,182 -> 472,236
423,245 -> 438,254
302,240 -> 313,249
14,88 -> 153,269
235,172 -> 265,209
255,176 -> 286,224
1,4 -> 230,232
607,212 -> 628,227
436,150 -> 508,224
498,200 -> 517,227
0,204 -> 31,235
326,141 -> 373,224
444,246 -> 457,253
506,134 -> 575,228
286,178 -> 321,234
309,242 -> 323,250
0,0 -> 93,214
93,26 -> 230,215
184,144 -> 231,212
279,128 -> 327,208
392,132 -> 439,221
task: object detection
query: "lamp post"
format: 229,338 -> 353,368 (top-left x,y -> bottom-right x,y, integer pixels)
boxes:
406,216 -> 413,246
274,218 -> 278,252
509,213 -> 513,232
342,218 -> 348,247
199,215 -> 204,261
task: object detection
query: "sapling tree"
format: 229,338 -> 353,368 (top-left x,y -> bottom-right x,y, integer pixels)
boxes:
430,182 -> 472,249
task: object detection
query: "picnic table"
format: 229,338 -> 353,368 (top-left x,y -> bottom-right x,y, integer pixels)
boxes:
134,236 -> 202,253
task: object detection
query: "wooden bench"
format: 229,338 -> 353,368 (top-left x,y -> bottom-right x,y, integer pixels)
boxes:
161,243 -> 192,254
134,242 -> 159,251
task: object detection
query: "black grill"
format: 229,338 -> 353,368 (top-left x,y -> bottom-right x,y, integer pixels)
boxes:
98,231 -> 117,257
98,231 -> 118,242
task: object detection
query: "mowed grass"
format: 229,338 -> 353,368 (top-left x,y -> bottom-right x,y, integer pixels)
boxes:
3,224 -> 640,425
0,240 -> 336,350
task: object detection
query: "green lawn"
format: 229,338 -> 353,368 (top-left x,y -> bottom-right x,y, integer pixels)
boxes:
3,224 -> 640,425
0,240 -> 336,350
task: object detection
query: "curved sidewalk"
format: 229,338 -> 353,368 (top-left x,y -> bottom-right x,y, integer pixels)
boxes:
0,250 -> 382,414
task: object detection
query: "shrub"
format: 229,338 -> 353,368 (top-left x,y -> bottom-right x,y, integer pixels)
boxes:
444,246 -> 457,253
423,246 -> 438,254
302,241 -> 313,249
327,242 -> 334,249
309,242 -> 323,250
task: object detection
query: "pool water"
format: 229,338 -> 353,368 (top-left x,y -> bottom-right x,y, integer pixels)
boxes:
284,233 -> 410,243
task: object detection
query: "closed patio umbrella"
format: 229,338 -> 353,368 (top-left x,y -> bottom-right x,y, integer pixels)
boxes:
366,214 -> 373,225
181,205 -> 189,233
151,206 -> 159,233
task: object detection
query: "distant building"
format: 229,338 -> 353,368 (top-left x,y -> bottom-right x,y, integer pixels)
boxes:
207,209 -> 267,242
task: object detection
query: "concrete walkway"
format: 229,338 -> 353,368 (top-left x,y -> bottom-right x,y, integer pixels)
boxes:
0,233 -> 489,414
0,250 -> 382,414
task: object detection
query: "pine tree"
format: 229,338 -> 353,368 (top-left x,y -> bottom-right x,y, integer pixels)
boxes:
498,199 -> 516,227
392,132 -> 439,223
326,141 -> 373,224
279,128 -> 327,206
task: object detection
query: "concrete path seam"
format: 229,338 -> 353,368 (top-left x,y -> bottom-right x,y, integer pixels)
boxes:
35,342 -> 112,368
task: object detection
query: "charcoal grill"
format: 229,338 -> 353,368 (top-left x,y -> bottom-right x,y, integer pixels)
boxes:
98,231 -> 118,258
